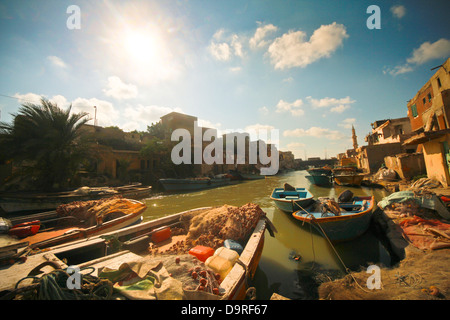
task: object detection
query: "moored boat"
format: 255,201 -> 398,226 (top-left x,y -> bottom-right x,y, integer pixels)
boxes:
0,184 -> 152,214
307,166 -> 332,177
0,196 -> 146,253
305,174 -> 332,186
332,166 -> 365,186
0,203 -> 272,300
270,187 -> 314,213
159,176 -> 230,192
292,196 -> 375,242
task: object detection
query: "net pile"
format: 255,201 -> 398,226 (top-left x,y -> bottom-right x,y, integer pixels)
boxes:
149,203 -> 265,256
56,196 -> 146,226
184,203 -> 265,249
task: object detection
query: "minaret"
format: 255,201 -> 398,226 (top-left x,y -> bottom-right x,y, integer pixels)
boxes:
352,125 -> 358,150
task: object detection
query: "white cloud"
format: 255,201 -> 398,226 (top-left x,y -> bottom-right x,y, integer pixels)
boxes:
275,99 -> 304,116
47,56 -> 68,68
121,104 -> 181,132
259,106 -> 269,116
391,5 -> 406,19
267,22 -> 348,69
306,96 -> 355,114
283,126 -> 346,140
209,42 -> 232,61
385,38 -> 450,76
103,76 -> 138,100
250,23 -> 278,49
406,39 -> 450,65
209,29 -> 245,61
71,97 -> 119,127
14,93 -> 70,109
338,118 -> 356,129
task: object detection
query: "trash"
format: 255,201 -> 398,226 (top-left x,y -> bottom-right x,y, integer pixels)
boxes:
378,191 -> 450,220
289,250 -> 302,262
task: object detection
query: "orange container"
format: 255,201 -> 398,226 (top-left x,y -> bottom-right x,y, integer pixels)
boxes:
189,245 -> 214,262
151,226 -> 172,243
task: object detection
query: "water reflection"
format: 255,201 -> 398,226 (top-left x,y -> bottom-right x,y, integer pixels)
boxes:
142,170 -> 392,300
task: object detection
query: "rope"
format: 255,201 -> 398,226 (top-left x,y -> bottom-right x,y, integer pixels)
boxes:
292,201 -> 374,293
4,267 -> 114,300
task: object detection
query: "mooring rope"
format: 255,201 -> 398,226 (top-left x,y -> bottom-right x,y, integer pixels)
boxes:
292,200 -> 374,293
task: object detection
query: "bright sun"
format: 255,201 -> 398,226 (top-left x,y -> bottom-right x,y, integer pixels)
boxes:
124,30 -> 161,63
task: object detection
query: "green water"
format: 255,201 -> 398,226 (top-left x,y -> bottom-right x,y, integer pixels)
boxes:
141,170 -> 392,300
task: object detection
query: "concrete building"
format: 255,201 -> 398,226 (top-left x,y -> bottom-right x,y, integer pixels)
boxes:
404,58 -> 450,186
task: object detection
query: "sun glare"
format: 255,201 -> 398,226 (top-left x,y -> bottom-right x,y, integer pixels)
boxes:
124,30 -> 161,63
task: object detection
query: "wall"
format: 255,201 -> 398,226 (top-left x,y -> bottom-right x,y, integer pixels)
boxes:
384,153 -> 426,180
421,134 -> 450,187
356,143 -> 404,173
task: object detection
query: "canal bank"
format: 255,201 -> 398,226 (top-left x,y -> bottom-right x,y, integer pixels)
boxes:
317,186 -> 450,300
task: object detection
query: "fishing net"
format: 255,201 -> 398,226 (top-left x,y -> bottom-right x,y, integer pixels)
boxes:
182,203 -> 265,249
55,196 -> 145,226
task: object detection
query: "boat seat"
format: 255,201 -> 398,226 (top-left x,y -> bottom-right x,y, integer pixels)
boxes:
285,196 -> 299,200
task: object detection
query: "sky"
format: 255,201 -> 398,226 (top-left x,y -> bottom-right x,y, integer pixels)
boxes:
0,0 -> 449,159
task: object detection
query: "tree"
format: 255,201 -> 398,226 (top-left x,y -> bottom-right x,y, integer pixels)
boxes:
0,98 -> 90,191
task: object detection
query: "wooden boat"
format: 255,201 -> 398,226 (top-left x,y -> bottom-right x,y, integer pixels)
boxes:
332,166 -> 365,186
305,174 -> 332,186
333,174 -> 365,186
0,204 -> 271,300
0,197 -> 146,253
270,187 -> 314,213
307,167 -> 332,177
0,184 -> 152,214
159,176 -> 230,191
292,196 -> 375,242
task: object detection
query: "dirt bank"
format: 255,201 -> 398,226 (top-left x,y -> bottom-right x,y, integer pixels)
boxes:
318,198 -> 450,300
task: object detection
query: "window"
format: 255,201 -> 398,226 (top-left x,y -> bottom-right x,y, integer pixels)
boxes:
423,97 -> 426,105
437,77 -> 442,88
411,104 -> 418,117
428,93 -> 432,102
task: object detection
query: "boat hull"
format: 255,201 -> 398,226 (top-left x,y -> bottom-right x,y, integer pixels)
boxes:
305,175 -> 332,186
15,199 -> 146,249
159,178 -> 230,191
270,187 -> 314,213
333,174 -> 365,186
292,196 -> 375,242
0,185 -> 152,214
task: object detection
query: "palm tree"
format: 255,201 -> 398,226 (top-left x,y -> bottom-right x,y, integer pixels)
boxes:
0,98 -> 90,191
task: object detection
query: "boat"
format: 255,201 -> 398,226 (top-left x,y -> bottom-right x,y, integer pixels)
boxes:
159,176 -> 230,191
292,196 -> 375,242
240,173 -> 265,180
332,167 -> 365,186
0,183 -> 152,214
307,166 -> 332,177
270,187 -> 314,213
0,196 -> 146,252
0,203 -> 272,300
305,174 -> 332,186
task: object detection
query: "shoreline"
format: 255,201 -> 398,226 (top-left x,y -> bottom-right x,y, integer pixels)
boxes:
318,179 -> 450,300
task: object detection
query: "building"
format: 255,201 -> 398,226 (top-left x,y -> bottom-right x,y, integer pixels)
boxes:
365,118 -> 414,146
404,58 -> 450,186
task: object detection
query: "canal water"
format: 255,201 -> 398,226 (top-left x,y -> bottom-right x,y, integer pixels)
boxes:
141,170 -> 392,300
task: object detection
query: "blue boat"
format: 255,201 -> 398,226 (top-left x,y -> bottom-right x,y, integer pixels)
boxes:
292,196 -> 375,242
305,174 -> 332,186
159,176 -> 230,191
270,187 -> 315,213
